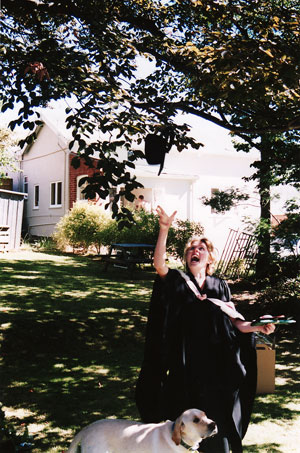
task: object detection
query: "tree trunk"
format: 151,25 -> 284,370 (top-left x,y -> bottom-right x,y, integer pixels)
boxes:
255,140 -> 272,278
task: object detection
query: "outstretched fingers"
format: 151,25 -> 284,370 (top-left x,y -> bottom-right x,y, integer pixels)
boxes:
156,205 -> 177,228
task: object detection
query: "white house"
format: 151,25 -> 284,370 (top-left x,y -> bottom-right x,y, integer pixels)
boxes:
11,108 -> 297,255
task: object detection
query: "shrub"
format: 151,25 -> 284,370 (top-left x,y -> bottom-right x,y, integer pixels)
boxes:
117,209 -> 160,246
96,220 -> 119,249
167,218 -> 205,261
255,276 -> 300,324
54,204 -> 204,260
54,202 -> 114,253
114,211 -> 204,262
272,205 -> 300,256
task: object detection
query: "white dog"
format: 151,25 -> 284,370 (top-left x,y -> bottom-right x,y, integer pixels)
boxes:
67,408 -> 217,453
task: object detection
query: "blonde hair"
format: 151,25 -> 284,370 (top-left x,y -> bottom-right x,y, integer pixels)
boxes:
183,236 -> 217,276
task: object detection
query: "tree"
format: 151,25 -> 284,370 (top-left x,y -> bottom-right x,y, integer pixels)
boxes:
0,127 -> 19,179
200,130 -> 300,275
234,131 -> 300,275
1,0 -> 300,235
272,197 -> 300,257
201,187 -> 250,214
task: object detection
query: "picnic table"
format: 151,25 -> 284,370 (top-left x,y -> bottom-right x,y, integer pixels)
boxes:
103,243 -> 155,274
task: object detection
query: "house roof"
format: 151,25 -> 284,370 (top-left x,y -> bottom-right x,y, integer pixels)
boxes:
133,164 -> 198,180
22,108 -> 198,180
23,107 -> 258,181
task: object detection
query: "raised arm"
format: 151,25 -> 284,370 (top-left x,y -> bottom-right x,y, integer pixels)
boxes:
154,206 -> 177,278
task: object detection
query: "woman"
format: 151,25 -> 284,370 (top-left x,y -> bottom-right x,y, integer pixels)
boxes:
136,206 -> 275,453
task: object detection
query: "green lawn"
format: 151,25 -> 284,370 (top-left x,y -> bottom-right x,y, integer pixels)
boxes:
0,250 -> 299,452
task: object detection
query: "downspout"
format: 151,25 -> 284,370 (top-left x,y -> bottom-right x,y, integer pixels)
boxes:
64,147 -> 70,212
189,180 -> 194,221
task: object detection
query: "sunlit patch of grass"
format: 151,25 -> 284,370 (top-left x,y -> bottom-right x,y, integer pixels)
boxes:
244,419 -> 300,453
0,322 -> 12,329
62,290 -> 94,298
283,401 -> 300,411
9,380 -> 29,388
275,376 -> 289,386
3,406 -> 35,419
90,308 -> 119,313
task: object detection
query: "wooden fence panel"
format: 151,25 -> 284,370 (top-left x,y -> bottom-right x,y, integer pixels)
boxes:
0,189 -> 26,250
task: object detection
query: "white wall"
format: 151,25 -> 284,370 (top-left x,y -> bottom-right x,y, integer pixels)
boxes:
21,124 -> 68,236
142,143 -> 260,255
131,174 -> 194,220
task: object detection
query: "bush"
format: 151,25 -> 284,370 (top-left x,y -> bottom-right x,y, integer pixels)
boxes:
54,202 -> 115,253
117,209 -> 160,245
167,218 -> 205,261
255,276 -> 300,325
271,197 -> 300,256
115,210 -> 204,262
54,204 -> 204,260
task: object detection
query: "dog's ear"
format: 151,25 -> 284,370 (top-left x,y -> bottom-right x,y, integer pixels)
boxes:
172,418 -> 184,445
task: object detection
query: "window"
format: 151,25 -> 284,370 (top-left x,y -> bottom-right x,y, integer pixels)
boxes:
34,185 -> 39,209
50,181 -> 62,207
76,175 -> 88,201
23,176 -> 28,194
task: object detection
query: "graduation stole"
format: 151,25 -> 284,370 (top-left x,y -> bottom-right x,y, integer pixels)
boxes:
177,270 -> 245,320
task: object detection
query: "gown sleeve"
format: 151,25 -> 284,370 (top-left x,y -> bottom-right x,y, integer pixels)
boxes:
135,269 -> 187,422
135,271 -> 176,422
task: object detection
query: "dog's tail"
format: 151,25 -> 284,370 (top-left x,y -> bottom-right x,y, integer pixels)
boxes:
66,431 -> 82,453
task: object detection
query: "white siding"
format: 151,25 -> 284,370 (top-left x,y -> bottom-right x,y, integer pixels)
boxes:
21,124 -> 68,236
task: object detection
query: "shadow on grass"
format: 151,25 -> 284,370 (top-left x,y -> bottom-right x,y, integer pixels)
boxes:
0,253 -> 299,452
0,254 -> 155,451
250,326 -> 300,425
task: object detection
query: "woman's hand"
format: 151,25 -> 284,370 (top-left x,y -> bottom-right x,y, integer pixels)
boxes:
156,205 -> 177,230
231,319 -> 276,334
259,323 -> 276,335
154,206 -> 176,277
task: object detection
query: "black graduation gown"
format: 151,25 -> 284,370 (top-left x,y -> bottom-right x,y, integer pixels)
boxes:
135,269 -> 257,444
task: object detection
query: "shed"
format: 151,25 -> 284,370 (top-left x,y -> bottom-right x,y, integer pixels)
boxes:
0,189 -> 26,251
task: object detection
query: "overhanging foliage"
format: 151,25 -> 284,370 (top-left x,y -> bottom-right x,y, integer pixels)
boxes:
1,0 -> 300,220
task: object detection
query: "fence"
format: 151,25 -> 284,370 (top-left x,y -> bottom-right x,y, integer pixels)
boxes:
0,189 -> 26,251
217,228 -> 258,279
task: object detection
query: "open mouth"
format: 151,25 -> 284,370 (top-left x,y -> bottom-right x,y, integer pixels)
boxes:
210,425 -> 218,437
203,425 -> 218,439
191,255 -> 200,262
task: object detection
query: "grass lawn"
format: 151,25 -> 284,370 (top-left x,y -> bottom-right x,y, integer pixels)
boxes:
0,250 -> 299,452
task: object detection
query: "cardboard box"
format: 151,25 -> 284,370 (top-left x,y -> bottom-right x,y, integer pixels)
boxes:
256,343 -> 276,394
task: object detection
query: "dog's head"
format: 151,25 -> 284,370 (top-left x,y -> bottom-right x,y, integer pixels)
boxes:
171,409 -> 217,447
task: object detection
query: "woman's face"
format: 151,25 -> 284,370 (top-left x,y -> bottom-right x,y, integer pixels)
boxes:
186,240 -> 211,273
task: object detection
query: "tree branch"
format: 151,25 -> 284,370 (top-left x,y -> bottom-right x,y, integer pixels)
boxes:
133,100 -> 300,136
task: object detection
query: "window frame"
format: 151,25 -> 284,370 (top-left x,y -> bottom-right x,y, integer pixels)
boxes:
33,184 -> 40,209
23,176 -> 28,194
50,181 -> 63,208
